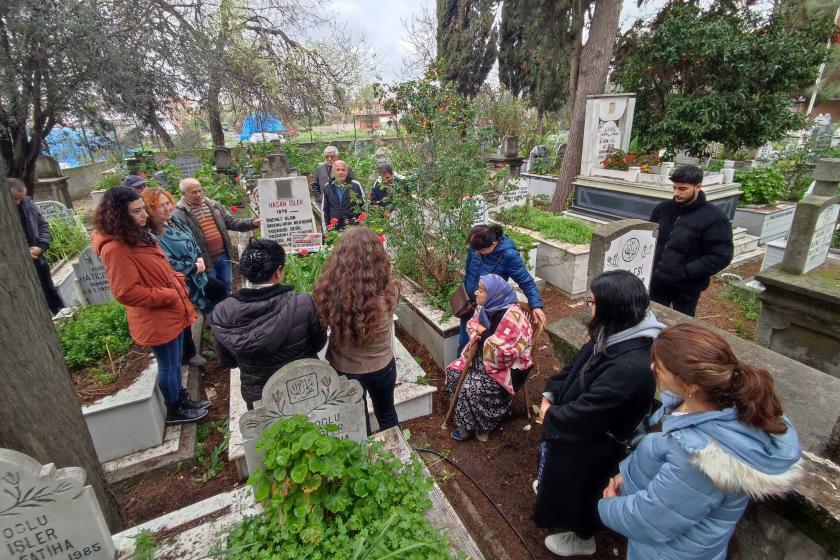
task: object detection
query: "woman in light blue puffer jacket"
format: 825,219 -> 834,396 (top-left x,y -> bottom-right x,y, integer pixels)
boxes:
598,323 -> 802,560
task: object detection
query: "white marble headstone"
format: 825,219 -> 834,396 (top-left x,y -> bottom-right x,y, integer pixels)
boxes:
602,229 -> 657,289
72,246 -> 113,305
0,448 -> 116,560
258,176 -> 317,248
804,203 -> 840,273
240,359 -> 366,474
580,94 -> 636,176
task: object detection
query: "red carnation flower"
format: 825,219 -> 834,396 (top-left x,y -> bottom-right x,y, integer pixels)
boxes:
329,217 -> 339,225
230,205 -> 238,213
358,213 -> 368,222
378,234 -> 386,243
298,248 -> 309,256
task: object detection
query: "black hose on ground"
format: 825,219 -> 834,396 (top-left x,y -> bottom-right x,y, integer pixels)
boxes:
416,447 -> 540,560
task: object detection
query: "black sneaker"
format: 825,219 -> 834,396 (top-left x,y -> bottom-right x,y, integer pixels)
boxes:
165,404 -> 208,425
180,389 -> 211,410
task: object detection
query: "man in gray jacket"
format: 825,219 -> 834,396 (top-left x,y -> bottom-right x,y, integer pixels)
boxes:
173,178 -> 260,293
7,178 -> 64,314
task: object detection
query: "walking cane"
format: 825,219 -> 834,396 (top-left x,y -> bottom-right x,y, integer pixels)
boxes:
442,342 -> 478,430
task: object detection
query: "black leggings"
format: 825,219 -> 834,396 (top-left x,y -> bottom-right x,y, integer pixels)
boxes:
342,358 -> 399,434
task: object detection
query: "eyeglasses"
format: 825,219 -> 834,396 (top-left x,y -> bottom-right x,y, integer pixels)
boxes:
585,296 -> 595,308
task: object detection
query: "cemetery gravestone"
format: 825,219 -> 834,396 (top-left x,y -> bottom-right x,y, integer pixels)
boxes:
73,246 -> 113,305
258,176 -> 317,248
264,153 -> 289,179
587,219 -> 658,289
580,94 -> 636,176
529,145 -> 550,172
34,201 -> 74,221
214,147 -> 232,170
152,170 -> 169,189
239,360 -> 366,474
467,195 -> 488,226
174,153 -> 202,178
811,113 -> 835,151
0,448 -> 116,560
781,196 -> 840,275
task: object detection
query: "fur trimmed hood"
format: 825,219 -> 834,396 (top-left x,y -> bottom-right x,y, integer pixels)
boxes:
661,392 -> 803,499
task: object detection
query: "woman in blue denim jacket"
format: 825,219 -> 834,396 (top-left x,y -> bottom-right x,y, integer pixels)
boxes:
598,324 -> 802,560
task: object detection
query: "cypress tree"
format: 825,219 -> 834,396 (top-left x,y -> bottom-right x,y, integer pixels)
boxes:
437,0 -> 499,98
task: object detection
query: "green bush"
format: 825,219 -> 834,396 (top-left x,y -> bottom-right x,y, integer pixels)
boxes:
734,167 -> 787,206
284,250 -> 330,294
57,302 -> 133,369
226,416 -> 456,559
93,172 -> 123,191
45,218 -> 89,267
495,205 -> 592,244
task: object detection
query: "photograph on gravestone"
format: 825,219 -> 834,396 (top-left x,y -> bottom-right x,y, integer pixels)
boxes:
173,154 -> 201,177
0,449 -> 116,560
72,246 -> 113,305
290,232 -> 324,254
258,176 -> 317,248
239,360 -> 366,474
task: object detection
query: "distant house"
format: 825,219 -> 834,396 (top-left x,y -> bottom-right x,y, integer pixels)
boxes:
353,103 -> 393,131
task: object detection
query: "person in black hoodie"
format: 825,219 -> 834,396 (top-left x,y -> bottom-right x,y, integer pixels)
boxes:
533,270 -> 664,557
208,239 -> 327,409
649,165 -> 734,316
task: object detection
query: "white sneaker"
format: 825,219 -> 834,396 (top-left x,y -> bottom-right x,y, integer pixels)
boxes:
544,532 -> 596,557
532,479 -> 539,495
188,355 -> 207,366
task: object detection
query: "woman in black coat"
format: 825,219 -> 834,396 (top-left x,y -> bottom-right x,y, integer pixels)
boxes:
209,239 -> 328,409
533,270 -> 664,557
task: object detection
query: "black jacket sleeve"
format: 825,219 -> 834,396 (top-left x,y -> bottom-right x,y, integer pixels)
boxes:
684,216 -> 734,280
215,337 -> 238,369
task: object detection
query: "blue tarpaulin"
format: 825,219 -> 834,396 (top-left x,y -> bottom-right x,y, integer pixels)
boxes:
239,113 -> 286,141
45,126 -> 108,167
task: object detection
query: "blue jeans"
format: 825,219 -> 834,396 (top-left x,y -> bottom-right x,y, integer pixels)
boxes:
151,331 -> 186,408
209,254 -> 232,294
343,358 -> 399,434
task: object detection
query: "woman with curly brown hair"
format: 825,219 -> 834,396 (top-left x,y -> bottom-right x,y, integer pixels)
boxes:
93,187 -> 209,425
312,226 -> 400,433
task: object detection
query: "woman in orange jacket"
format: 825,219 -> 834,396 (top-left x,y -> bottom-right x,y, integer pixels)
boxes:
93,187 -> 209,424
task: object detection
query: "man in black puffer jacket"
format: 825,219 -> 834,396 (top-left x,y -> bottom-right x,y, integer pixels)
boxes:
649,166 -> 733,316
209,239 -> 328,408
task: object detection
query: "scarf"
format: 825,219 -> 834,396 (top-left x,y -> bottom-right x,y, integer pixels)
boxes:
477,273 -> 519,328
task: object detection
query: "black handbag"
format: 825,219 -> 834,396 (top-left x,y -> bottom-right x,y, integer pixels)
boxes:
203,275 -> 229,305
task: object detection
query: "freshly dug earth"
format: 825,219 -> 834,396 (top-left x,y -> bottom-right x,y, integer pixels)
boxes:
115,344 -> 241,527
72,344 -> 153,407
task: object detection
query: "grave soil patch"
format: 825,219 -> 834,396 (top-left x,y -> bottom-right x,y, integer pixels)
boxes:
695,260 -> 762,341
72,344 -> 153,407
401,285 -> 627,560
115,342 -> 241,528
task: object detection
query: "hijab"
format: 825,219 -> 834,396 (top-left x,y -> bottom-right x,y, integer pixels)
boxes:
477,273 -> 519,327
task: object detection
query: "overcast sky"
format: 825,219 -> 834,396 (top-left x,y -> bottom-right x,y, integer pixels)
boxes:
326,0 -> 669,84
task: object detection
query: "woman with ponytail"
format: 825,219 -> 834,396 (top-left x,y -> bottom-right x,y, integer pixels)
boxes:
458,224 -> 546,353
598,323 -> 802,560
209,239 -> 327,409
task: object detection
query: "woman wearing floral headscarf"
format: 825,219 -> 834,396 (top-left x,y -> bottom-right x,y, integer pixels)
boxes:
445,273 -> 534,442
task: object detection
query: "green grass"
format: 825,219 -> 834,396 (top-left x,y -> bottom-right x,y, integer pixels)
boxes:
57,302 -> 132,369
45,218 -> 89,268
195,416 -> 229,482
495,205 -> 593,244
722,286 -> 762,321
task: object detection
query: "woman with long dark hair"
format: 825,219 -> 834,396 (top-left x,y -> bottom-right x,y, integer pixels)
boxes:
458,224 -> 545,353
93,187 -> 209,425
312,227 -> 400,433
599,324 -> 802,560
445,273 -> 534,442
209,238 -> 327,410
534,270 -> 664,557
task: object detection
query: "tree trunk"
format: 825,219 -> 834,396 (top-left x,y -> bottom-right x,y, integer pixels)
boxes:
536,108 -> 544,137
207,77 -> 225,148
568,0 -> 585,118
0,187 -> 124,531
549,0 -> 622,213
1,122 -> 42,196
148,112 -> 175,149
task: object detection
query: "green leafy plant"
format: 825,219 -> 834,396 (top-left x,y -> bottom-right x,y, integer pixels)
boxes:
734,166 -> 788,206
126,529 -> 157,560
723,286 -> 762,321
505,229 -> 537,271
284,250 -> 330,294
45,217 -> 89,267
57,302 -> 132,369
195,417 -> 229,482
225,416 -> 456,560
494,205 -> 592,244
93,171 -> 123,191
